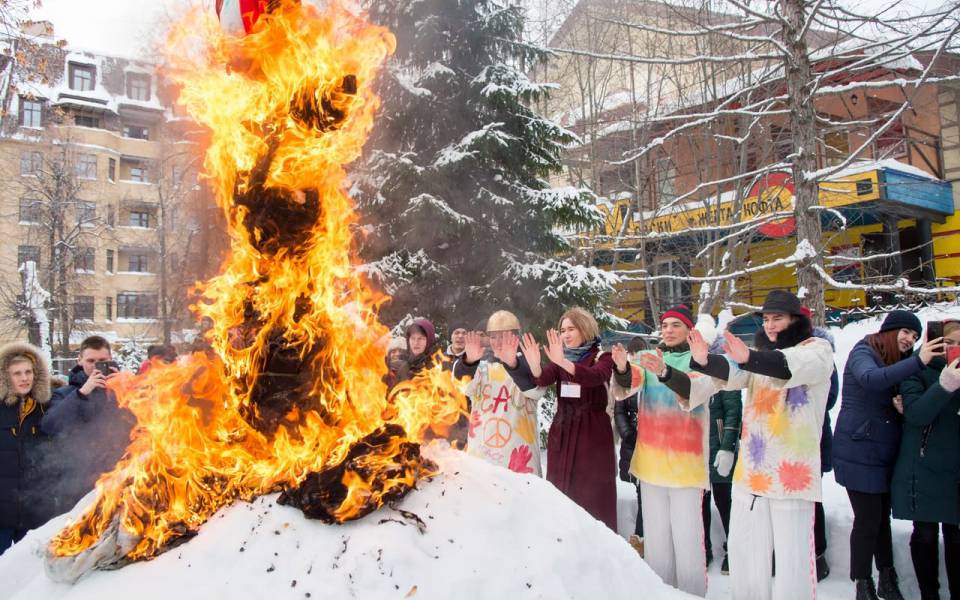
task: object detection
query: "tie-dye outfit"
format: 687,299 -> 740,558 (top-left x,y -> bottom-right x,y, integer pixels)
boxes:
614,349 -> 717,597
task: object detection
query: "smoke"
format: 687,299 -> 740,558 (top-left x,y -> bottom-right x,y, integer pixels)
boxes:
24,386 -> 135,528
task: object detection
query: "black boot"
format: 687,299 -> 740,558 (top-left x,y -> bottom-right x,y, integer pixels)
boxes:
856,578 -> 879,600
876,567 -> 905,600
816,553 -> 830,581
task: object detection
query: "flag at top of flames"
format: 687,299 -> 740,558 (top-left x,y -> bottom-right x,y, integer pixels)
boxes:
43,0 -> 466,583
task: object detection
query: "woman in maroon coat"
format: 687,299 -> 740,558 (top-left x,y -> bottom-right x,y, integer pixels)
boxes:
519,307 -> 617,530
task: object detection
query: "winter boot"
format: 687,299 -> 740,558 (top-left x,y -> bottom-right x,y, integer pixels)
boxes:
876,567 -> 905,600
855,578 -> 879,600
816,553 -> 830,581
628,535 -> 644,557
720,554 -> 729,575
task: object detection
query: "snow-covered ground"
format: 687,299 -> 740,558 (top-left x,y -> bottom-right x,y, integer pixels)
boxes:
0,444 -> 690,600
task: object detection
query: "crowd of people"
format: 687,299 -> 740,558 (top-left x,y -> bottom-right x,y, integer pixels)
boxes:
2,293 -> 959,600
406,291 -> 958,600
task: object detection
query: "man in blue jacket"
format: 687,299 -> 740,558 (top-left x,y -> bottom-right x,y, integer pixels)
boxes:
42,336 -> 135,510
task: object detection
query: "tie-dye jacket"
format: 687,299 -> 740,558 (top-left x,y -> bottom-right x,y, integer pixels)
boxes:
683,337 -> 834,502
613,349 -> 716,490
462,361 -> 545,476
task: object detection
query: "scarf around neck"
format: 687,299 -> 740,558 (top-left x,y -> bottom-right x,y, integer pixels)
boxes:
563,338 -> 600,364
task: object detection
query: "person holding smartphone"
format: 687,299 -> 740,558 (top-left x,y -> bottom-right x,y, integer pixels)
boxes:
891,320 -> 960,600
832,310 -> 942,600
41,336 -> 135,510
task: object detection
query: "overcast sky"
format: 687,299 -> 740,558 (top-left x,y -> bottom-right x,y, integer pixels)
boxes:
29,0 -> 953,58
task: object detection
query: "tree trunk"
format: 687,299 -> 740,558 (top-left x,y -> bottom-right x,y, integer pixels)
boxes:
781,0 -> 826,325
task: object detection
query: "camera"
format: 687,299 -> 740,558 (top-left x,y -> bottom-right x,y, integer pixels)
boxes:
927,320 -> 944,343
94,360 -> 120,377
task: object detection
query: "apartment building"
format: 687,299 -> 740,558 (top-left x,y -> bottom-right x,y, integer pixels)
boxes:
0,22 -> 220,356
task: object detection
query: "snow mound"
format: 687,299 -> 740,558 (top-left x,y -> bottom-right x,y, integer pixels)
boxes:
0,444 -> 689,600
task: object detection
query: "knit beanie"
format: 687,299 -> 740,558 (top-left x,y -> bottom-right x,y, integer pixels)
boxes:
759,290 -> 803,316
879,310 -> 923,338
387,337 -> 407,353
661,304 -> 694,329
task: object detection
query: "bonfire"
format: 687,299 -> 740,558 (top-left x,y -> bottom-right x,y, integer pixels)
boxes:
45,0 -> 463,582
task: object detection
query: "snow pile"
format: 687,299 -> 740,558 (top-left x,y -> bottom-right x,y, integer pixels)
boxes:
0,444 -> 689,600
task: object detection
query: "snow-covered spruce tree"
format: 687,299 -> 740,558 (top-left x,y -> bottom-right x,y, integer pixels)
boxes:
355,0 -> 619,333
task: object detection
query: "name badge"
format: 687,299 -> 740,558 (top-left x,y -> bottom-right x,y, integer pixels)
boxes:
560,383 -> 582,398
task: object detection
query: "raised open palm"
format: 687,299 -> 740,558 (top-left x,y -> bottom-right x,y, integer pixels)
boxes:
544,329 -> 566,365
519,332 -> 542,378
463,331 -> 485,363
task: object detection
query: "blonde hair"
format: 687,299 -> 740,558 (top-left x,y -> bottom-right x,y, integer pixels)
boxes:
945,321 -> 960,338
559,307 -> 600,342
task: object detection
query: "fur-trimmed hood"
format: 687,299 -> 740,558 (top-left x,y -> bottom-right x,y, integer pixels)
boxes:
0,341 -> 52,406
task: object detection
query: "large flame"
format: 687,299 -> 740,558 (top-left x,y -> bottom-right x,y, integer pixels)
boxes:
47,0 -> 462,569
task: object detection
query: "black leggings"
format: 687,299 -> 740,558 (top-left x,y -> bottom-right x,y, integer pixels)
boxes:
847,490 -> 894,579
703,482 -> 732,553
815,501 -> 827,557
911,521 -> 960,599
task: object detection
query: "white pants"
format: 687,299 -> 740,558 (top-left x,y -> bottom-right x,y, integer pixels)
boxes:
728,487 -> 816,600
640,481 -> 707,597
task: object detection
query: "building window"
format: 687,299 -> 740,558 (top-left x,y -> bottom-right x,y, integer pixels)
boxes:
129,165 -> 147,182
19,198 -> 42,223
75,247 -> 95,272
108,158 -> 117,182
76,153 -> 97,179
126,74 -> 151,101
69,63 -> 96,91
74,114 -> 101,128
106,205 -> 115,228
822,130 -> 850,167
76,201 -> 96,225
106,249 -> 114,273
17,245 -> 40,267
122,124 -> 150,140
20,151 -> 42,175
772,125 -> 793,163
18,97 -> 42,127
74,295 -> 95,320
654,157 -> 677,208
129,210 -> 150,228
105,296 -> 113,321
128,253 -> 150,272
117,292 -> 158,319
655,261 -> 686,308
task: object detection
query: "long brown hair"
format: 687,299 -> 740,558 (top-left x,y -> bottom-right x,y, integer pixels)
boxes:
866,329 -> 903,366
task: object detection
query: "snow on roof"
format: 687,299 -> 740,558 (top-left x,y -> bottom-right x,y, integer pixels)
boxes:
825,158 -> 939,181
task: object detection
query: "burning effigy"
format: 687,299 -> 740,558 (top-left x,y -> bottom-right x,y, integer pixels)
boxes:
44,0 -> 463,583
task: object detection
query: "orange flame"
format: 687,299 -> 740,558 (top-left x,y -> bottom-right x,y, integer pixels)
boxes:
48,0 -> 464,564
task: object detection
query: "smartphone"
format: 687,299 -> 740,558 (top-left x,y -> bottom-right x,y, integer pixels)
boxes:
95,360 -> 119,377
927,321 -> 944,343
947,346 -> 960,365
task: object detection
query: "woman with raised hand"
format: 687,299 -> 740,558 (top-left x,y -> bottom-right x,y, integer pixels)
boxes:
833,310 -> 938,600
513,307 -> 617,530
662,290 -> 834,600
610,304 -> 714,597
891,320 -> 960,600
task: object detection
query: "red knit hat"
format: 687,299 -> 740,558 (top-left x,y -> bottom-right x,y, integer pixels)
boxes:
661,304 -> 694,329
